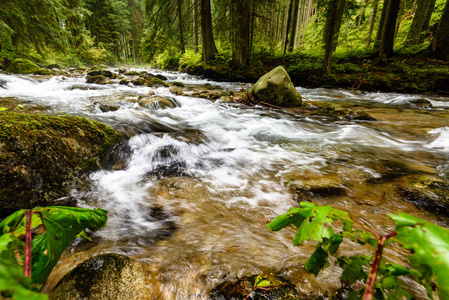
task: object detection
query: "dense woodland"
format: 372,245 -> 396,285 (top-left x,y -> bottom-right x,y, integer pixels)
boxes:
1,0 -> 449,80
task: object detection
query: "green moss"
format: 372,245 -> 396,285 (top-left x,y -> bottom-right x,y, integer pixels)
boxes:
0,112 -> 124,218
5,58 -> 41,74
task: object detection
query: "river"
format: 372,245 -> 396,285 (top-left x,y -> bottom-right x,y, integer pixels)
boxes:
1,70 -> 449,299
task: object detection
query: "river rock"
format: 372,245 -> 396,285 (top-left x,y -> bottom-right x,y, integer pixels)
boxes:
396,174 -> 449,215
252,66 -> 302,108
137,95 -> 177,109
155,74 -> 168,81
86,75 -> 108,84
169,85 -> 184,95
49,253 -> 150,300
407,98 -> 433,109
0,112 -> 124,219
209,273 -> 299,300
0,79 -> 7,89
47,64 -> 61,70
283,172 -> 346,199
87,70 -> 114,78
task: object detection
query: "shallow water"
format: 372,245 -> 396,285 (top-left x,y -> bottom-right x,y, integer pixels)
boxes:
1,70 -> 449,299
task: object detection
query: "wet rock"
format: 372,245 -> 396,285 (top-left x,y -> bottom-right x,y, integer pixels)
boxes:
252,66 -> 302,108
86,75 -> 108,84
407,98 -> 433,109
336,109 -> 377,121
302,100 -> 334,112
0,79 -> 7,89
210,273 -> 299,300
87,70 -> 114,78
124,70 -> 140,76
169,85 -> 184,95
137,95 -> 178,109
146,77 -> 169,88
396,174 -> 449,215
93,102 -> 120,113
131,78 -> 146,86
155,74 -> 168,81
119,79 -> 129,85
46,64 -> 60,70
283,172 -> 346,199
49,253 -> 150,300
172,81 -> 185,87
0,112 -> 124,219
101,141 -> 132,170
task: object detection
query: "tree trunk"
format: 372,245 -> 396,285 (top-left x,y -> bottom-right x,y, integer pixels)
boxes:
177,0 -> 185,54
374,0 -> 389,50
406,0 -> 436,45
284,0 -> 294,54
200,0 -> 218,62
193,0 -> 199,52
288,0 -> 300,52
431,0 -> 449,61
378,0 -> 401,59
232,0 -> 251,67
366,0 -> 379,47
322,0 -> 346,76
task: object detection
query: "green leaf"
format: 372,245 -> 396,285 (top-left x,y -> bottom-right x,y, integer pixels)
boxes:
266,207 -> 304,231
390,213 -> 449,299
0,235 -> 47,300
337,255 -> 370,285
305,246 -> 329,276
0,107 -> 8,112
0,206 -> 108,290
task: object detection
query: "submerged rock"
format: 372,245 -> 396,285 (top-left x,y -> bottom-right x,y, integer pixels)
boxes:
396,174 -> 449,215
49,253 -> 150,300
283,172 -> 346,199
86,75 -> 108,84
252,66 -> 302,108
0,112 -> 124,219
210,273 -> 299,300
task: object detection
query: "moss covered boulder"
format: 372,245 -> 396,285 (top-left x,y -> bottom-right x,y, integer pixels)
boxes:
396,174 -> 449,215
137,95 -> 177,109
0,112 -> 124,218
252,66 -> 302,108
49,253 -> 150,300
5,58 -> 44,75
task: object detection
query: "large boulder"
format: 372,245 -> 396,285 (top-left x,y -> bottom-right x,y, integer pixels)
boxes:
49,253 -> 150,300
252,66 -> 302,108
0,112 -> 124,219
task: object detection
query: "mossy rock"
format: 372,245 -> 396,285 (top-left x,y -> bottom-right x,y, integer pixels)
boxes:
210,273 -> 300,300
172,81 -> 184,87
5,58 -> 42,74
407,98 -> 433,109
86,75 -> 107,84
49,253 -> 150,300
137,96 -> 177,109
252,66 -> 302,108
396,174 -> 449,215
0,112 -> 124,219
146,77 -> 169,88
283,172 -> 346,199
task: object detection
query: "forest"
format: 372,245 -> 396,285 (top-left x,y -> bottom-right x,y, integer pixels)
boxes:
1,0 -> 449,91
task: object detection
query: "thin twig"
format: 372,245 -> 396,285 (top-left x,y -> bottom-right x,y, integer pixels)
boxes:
353,218 -> 381,240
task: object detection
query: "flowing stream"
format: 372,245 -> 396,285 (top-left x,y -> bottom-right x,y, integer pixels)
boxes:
1,70 -> 449,299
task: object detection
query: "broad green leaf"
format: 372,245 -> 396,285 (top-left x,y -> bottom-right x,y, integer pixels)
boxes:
0,206 -> 108,290
390,213 -> 449,299
266,207 -> 304,231
337,255 -> 370,285
0,234 -> 24,265
305,246 -> 329,276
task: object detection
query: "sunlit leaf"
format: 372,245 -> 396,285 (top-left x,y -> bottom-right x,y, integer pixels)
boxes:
390,213 -> 449,299
0,206 -> 108,290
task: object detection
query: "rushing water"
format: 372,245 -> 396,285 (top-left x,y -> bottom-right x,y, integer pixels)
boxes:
1,70 -> 449,299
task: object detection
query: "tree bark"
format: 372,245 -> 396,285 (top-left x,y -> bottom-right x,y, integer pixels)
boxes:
232,0 -> 251,67
406,0 -> 436,45
378,0 -> 401,59
177,0 -> 185,54
431,0 -> 449,61
322,0 -> 346,76
288,0 -> 300,52
284,0 -> 294,54
200,0 -> 218,62
366,0 -> 379,47
193,0 -> 199,53
374,0 -> 389,50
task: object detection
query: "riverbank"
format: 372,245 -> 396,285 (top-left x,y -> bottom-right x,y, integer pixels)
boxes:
183,51 -> 449,95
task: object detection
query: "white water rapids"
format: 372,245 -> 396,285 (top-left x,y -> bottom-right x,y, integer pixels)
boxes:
1,70 -> 449,298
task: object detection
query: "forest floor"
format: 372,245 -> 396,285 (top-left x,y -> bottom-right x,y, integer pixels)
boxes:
183,51 -> 449,95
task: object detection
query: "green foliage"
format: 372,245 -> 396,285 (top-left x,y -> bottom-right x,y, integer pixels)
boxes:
0,206 -> 108,292
267,202 -> 449,299
178,50 -> 202,69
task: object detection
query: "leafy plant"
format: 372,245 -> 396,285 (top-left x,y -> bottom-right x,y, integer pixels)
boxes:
0,206 -> 108,298
267,202 -> 449,299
